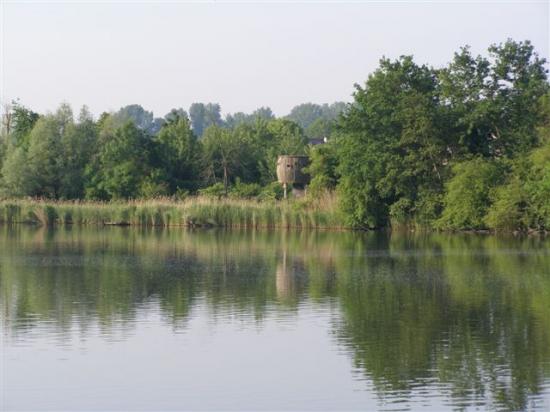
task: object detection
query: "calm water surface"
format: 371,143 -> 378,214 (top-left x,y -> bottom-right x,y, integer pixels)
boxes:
1,226 -> 549,411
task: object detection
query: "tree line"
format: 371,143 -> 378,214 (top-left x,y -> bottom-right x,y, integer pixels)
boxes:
1,39 -> 549,231
0,100 -> 344,201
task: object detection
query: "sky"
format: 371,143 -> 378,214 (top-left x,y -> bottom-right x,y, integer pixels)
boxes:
1,1 -> 549,118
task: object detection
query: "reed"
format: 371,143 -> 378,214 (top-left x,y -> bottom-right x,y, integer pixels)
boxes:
0,194 -> 346,230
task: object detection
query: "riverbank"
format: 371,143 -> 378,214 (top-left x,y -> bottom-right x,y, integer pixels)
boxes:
0,196 -> 345,229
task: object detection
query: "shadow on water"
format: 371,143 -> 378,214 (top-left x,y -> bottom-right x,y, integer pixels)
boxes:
0,225 -> 549,410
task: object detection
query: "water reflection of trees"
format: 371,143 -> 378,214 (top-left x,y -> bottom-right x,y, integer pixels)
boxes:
0,226 -> 548,409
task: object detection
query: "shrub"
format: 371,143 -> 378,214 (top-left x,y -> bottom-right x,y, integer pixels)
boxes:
229,179 -> 262,199
198,183 -> 226,198
485,178 -> 526,231
437,158 -> 505,230
258,182 -> 284,201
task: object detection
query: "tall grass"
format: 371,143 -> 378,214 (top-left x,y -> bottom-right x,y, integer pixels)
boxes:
0,194 -> 346,229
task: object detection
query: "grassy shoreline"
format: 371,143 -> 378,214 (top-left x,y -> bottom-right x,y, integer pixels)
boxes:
0,196 -> 345,229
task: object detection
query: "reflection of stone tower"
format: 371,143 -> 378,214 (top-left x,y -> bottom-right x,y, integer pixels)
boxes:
276,155 -> 310,198
276,251 -> 294,301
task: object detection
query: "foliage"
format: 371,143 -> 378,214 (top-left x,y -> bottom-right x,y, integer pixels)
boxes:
198,182 -> 226,198
257,182 -> 284,201
336,39 -> 549,230
229,179 -> 262,199
338,56 -> 446,228
153,115 -> 201,192
286,102 -> 347,135
189,103 -> 222,137
0,39 -> 548,232
85,122 -> 152,199
112,104 -> 164,135
306,142 -> 339,197
9,101 -> 40,146
437,158 -> 505,230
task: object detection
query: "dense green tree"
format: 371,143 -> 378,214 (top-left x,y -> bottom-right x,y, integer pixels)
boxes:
1,104 -> 72,198
439,40 -> 548,158
24,115 -> 65,197
59,108 -> 98,199
306,141 -> 339,196
85,122 -> 152,199
202,125 -> 251,194
336,40 -> 548,229
154,115 -> 201,192
338,56 -> 445,228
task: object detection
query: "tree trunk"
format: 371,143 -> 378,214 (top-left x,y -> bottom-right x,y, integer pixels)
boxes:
223,164 -> 228,196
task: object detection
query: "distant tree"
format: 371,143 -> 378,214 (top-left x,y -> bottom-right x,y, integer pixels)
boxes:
286,103 -> 323,130
189,103 -> 222,137
164,108 -> 189,125
251,107 -> 274,121
287,102 -> 347,138
321,102 -> 348,119
112,104 -> 163,135
225,107 -> 274,129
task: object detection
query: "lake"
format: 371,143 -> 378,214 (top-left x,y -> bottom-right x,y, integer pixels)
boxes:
1,226 -> 549,411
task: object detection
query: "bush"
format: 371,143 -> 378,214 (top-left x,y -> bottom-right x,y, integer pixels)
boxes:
258,182 -> 284,201
485,178 -> 526,231
437,158 -> 505,230
389,198 -> 414,226
198,182 -> 226,198
485,143 -> 550,231
229,179 -> 262,199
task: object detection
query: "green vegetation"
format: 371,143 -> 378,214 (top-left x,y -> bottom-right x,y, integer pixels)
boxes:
337,39 -> 549,231
0,196 -> 342,229
1,39 -> 548,232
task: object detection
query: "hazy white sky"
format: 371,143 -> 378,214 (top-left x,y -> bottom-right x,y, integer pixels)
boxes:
1,1 -> 549,118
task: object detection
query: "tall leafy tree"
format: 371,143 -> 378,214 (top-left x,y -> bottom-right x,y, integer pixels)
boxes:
439,40 -> 548,158
25,116 -> 65,197
202,125 -> 253,193
85,122 -> 151,199
59,107 -> 98,198
9,101 -> 40,147
338,56 -> 445,228
154,114 -> 201,192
